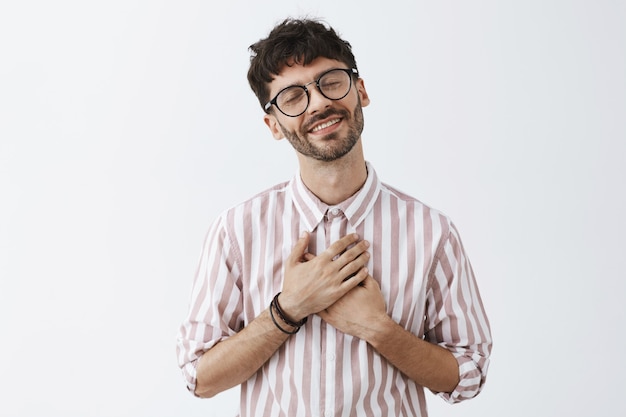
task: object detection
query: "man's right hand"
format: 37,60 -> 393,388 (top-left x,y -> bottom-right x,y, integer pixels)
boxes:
278,231 -> 370,322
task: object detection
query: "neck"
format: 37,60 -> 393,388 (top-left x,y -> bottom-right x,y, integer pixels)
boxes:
297,142 -> 367,205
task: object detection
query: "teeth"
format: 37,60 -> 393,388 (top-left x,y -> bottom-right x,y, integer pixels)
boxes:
312,119 -> 340,132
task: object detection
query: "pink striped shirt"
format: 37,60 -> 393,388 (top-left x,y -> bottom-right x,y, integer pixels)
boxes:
176,162 -> 492,416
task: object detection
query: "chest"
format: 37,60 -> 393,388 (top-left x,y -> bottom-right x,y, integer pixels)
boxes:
240,207 -> 432,333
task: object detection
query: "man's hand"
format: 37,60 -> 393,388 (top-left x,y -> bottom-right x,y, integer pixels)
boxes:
318,275 -> 388,339
279,232 -> 370,322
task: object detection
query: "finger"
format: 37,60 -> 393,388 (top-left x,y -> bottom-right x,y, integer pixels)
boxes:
302,253 -> 315,262
334,239 -> 370,269
344,239 -> 370,260
340,251 -> 369,277
287,231 -> 310,265
360,274 -> 378,288
323,233 -> 361,261
341,267 -> 369,288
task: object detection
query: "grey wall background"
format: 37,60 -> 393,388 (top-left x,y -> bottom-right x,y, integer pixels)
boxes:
1,1 -> 625,416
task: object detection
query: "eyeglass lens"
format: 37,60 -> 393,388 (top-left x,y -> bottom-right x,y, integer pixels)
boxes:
276,69 -> 352,116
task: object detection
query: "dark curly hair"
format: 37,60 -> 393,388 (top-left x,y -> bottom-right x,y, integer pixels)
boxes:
247,18 -> 359,112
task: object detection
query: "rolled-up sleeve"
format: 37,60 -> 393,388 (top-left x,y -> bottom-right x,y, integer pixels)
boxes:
425,221 -> 492,403
175,215 -> 243,395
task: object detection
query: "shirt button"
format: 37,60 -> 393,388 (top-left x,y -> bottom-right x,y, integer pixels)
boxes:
331,208 -> 340,215
328,353 -> 335,361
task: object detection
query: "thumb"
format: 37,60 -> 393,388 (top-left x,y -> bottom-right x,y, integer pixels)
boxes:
288,231 -> 310,264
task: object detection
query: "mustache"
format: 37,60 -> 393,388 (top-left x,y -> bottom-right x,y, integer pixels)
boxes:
302,108 -> 349,132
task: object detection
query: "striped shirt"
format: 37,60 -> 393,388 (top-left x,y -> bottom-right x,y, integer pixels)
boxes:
176,162 -> 492,417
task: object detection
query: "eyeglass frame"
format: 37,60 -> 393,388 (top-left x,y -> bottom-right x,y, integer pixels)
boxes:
264,67 -> 359,117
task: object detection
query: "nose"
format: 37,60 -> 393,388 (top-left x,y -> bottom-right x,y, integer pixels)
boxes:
306,83 -> 332,114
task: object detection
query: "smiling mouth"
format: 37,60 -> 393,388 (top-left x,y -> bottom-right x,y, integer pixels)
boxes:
310,118 -> 341,133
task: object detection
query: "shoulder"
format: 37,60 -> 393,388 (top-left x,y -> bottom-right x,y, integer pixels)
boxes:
213,180 -> 292,224
380,181 -> 452,219
203,180 -> 292,252
377,181 -> 459,246
247,180 -> 292,201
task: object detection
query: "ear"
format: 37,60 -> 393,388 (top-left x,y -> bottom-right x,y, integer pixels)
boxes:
263,113 -> 285,140
356,78 -> 370,107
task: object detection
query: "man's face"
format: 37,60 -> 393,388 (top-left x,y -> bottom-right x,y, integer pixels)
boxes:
263,57 -> 370,162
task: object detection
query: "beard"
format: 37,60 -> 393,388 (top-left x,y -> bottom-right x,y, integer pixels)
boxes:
277,99 -> 365,162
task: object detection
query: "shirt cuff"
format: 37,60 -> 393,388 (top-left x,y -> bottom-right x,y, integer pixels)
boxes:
181,358 -> 200,397
437,353 -> 488,403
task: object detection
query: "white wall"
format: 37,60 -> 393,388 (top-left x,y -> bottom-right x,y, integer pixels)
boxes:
1,1 -> 624,416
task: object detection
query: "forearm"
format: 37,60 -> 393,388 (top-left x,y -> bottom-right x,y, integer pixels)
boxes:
194,308 -> 290,398
363,316 -> 460,393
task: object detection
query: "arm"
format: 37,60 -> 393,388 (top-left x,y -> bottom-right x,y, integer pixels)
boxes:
319,223 -> 492,400
367,316 -> 460,393
194,308 -> 290,398
184,231 -> 372,398
318,276 -> 459,393
423,223 -> 492,402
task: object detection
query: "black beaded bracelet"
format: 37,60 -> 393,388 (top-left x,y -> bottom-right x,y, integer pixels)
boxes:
272,292 -> 308,328
269,299 -> 300,334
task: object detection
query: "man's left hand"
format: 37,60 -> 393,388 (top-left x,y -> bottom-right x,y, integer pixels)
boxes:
318,275 -> 389,339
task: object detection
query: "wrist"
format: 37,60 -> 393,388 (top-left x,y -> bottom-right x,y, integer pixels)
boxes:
269,293 -> 308,335
276,292 -> 307,322
360,314 -> 394,346
269,299 -> 300,334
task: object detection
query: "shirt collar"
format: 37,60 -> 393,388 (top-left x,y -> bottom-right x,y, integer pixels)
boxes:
289,161 -> 382,231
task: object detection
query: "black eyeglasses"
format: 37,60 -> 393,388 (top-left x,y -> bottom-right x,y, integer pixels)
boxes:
264,68 -> 358,117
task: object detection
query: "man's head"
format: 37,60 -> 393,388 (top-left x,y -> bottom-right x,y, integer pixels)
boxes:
247,18 -> 358,110
248,18 -> 370,163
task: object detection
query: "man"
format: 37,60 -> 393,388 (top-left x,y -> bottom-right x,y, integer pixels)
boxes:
177,18 -> 492,416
